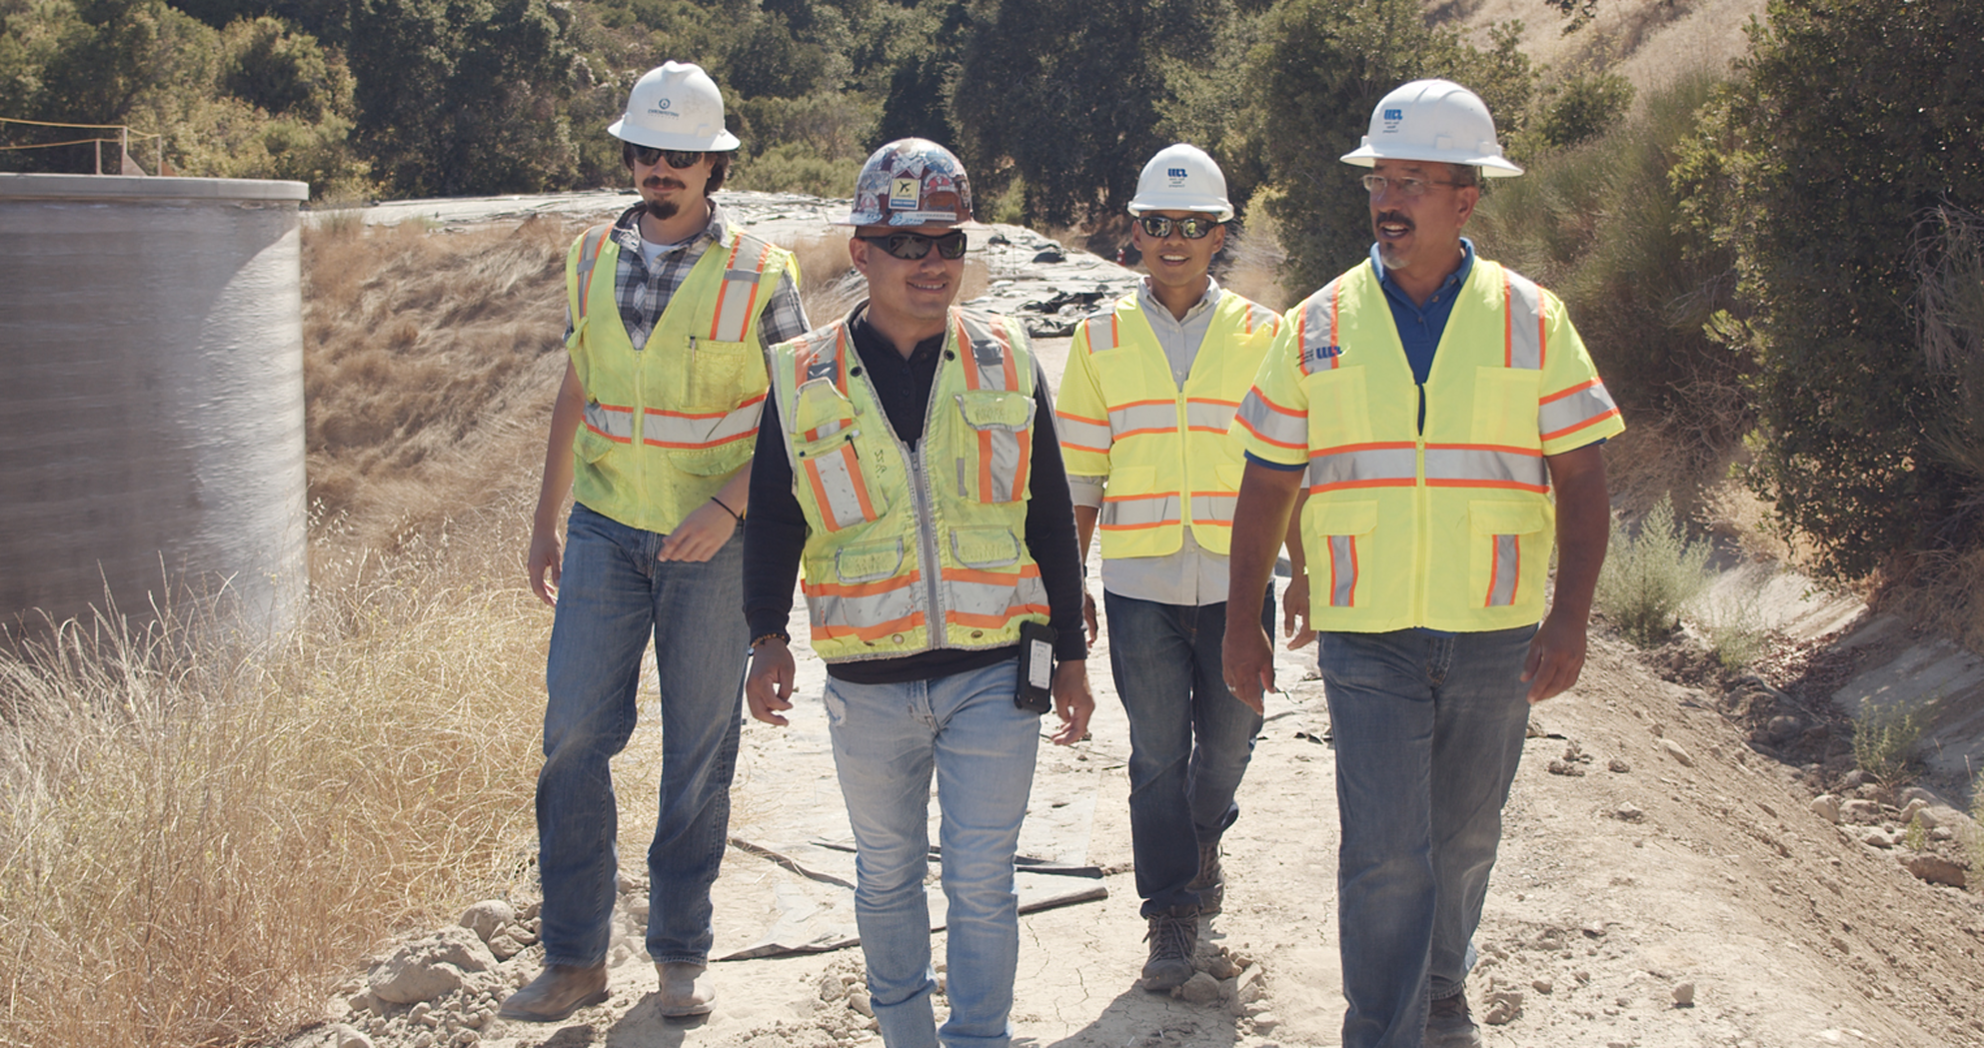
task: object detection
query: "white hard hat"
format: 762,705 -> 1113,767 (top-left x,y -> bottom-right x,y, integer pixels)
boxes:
1128,143 -> 1234,221
608,61 -> 741,152
838,138 -> 976,227
1339,79 -> 1522,177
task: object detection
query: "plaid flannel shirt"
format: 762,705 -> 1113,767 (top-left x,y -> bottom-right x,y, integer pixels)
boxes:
566,202 -> 808,349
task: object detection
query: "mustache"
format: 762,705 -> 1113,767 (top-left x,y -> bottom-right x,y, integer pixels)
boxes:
643,176 -> 686,191
1374,210 -> 1414,231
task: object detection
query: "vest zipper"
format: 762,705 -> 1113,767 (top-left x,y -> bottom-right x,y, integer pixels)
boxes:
907,442 -> 946,649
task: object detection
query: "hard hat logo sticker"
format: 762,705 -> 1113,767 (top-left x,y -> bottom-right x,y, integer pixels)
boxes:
658,98 -> 672,110
1382,107 -> 1404,133
889,177 -> 920,210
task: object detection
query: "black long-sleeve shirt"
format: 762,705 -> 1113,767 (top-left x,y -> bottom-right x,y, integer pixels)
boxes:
744,305 -> 1088,685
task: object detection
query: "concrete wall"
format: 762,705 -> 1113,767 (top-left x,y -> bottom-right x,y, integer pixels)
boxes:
0,173 -> 310,637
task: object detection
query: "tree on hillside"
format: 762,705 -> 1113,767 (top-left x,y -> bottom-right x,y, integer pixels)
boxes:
1675,0 -> 1984,579
948,0 -> 1222,226
1246,0 -> 1533,293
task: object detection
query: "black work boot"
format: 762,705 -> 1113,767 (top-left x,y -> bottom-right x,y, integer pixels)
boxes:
1140,906 -> 1200,991
1426,989 -> 1484,1048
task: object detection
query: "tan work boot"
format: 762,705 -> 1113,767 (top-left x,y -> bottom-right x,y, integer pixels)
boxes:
1186,839 -> 1225,916
497,962 -> 608,1022
655,961 -> 715,1017
1140,908 -> 1199,991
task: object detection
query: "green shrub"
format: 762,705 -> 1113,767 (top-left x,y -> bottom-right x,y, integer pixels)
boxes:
1850,701 -> 1924,785
729,142 -> 863,199
1596,494 -> 1711,647
1536,70 -> 1635,149
1694,575 -> 1768,670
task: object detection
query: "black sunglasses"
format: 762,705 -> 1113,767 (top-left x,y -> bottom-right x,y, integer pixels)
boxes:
628,145 -> 705,169
1137,214 -> 1221,240
858,231 -> 969,260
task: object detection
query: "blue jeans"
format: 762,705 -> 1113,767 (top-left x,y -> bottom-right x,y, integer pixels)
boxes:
823,658 -> 1040,1048
1104,589 -> 1271,916
1318,625 -> 1538,1048
536,503 -> 747,968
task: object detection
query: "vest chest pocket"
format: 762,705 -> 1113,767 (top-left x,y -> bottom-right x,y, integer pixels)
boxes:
1301,366 -> 1374,450
1471,366 -> 1541,448
953,390 -> 1034,504
682,338 -> 760,412
796,424 -> 890,531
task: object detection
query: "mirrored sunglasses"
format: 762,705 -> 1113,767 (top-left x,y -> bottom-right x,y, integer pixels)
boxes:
1137,214 -> 1220,240
630,146 -> 705,169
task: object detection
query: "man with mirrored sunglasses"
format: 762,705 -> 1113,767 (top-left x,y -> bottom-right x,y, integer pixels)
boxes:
1054,143 -> 1302,992
743,138 -> 1094,1048
504,59 -> 808,1024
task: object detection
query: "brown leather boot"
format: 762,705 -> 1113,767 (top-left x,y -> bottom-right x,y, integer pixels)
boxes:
655,961 -> 716,1017
497,962 -> 609,1022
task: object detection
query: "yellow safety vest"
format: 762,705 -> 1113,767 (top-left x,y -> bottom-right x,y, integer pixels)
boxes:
563,222 -> 794,534
1234,259 -> 1625,632
1055,289 -> 1281,558
770,307 -> 1050,663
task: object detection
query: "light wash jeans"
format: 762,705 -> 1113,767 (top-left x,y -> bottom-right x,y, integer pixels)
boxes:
1318,625 -> 1538,1048
1104,589 -> 1271,916
823,658 -> 1040,1048
536,503 -> 747,968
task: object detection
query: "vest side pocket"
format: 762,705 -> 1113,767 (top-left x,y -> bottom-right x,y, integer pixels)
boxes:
1467,500 -> 1551,610
1306,499 -> 1379,610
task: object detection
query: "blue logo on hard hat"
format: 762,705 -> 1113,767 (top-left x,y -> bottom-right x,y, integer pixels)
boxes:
659,97 -> 672,110
1167,168 -> 1187,178
1384,108 -> 1402,120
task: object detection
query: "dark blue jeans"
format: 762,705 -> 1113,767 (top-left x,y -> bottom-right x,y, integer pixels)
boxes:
1104,589 -> 1272,917
535,503 -> 747,968
1319,624 -> 1538,1048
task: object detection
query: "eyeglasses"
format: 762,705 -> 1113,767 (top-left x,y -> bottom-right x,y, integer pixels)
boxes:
1136,214 -> 1220,240
630,145 -> 705,169
1360,174 -> 1463,197
858,231 -> 969,260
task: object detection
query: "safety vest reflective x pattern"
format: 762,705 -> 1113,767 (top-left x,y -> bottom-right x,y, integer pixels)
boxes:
1234,259 -> 1624,632
1056,290 -> 1280,559
771,308 -> 1050,663
564,223 -> 793,534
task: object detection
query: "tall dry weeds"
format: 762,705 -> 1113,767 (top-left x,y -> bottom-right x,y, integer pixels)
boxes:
0,537 -> 547,1048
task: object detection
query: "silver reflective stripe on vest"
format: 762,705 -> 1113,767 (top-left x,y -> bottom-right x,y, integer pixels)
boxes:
942,568 -> 1047,623
1538,379 -> 1620,441
584,401 -> 634,442
963,406 -> 1027,504
1107,401 -> 1177,438
1328,535 -> 1357,606
1100,492 -> 1183,530
708,234 -> 773,343
574,225 -> 612,321
1083,312 -> 1121,352
1056,410 -> 1111,452
804,442 -> 876,532
1306,445 -> 1418,491
1235,390 -> 1307,449
1504,270 -> 1545,370
1190,492 -> 1238,525
1184,398 -> 1238,433
642,395 -> 765,449
807,574 -> 920,634
1298,280 -> 1343,375
1486,534 -> 1520,606
1423,446 -> 1548,491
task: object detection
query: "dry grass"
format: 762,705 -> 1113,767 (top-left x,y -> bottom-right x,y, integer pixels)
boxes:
0,547 -> 547,1048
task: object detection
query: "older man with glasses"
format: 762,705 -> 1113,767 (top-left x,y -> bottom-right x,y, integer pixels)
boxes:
1225,80 -> 1625,1048
743,138 -> 1094,1048
502,60 -> 808,1023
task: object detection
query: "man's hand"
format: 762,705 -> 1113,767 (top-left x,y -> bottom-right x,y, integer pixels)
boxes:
1081,586 -> 1099,645
1048,660 -> 1094,746
744,639 -> 797,726
1282,574 -> 1315,649
1222,619 -> 1276,714
528,524 -> 563,607
658,500 -> 737,562
1521,608 -> 1587,704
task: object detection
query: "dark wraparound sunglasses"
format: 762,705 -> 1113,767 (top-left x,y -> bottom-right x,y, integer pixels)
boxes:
629,145 -> 705,169
858,231 -> 969,260
1137,214 -> 1220,240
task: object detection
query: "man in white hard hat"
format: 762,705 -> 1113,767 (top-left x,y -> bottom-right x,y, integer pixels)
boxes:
742,138 -> 1095,1048
1054,143 -> 1303,991
502,60 -> 808,1023
1224,79 -> 1624,1047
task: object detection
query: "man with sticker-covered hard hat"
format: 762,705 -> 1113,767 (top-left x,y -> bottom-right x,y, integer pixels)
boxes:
1054,142 -> 1303,992
742,138 -> 1094,1048
502,60 -> 809,1024
1223,79 -> 1624,1048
